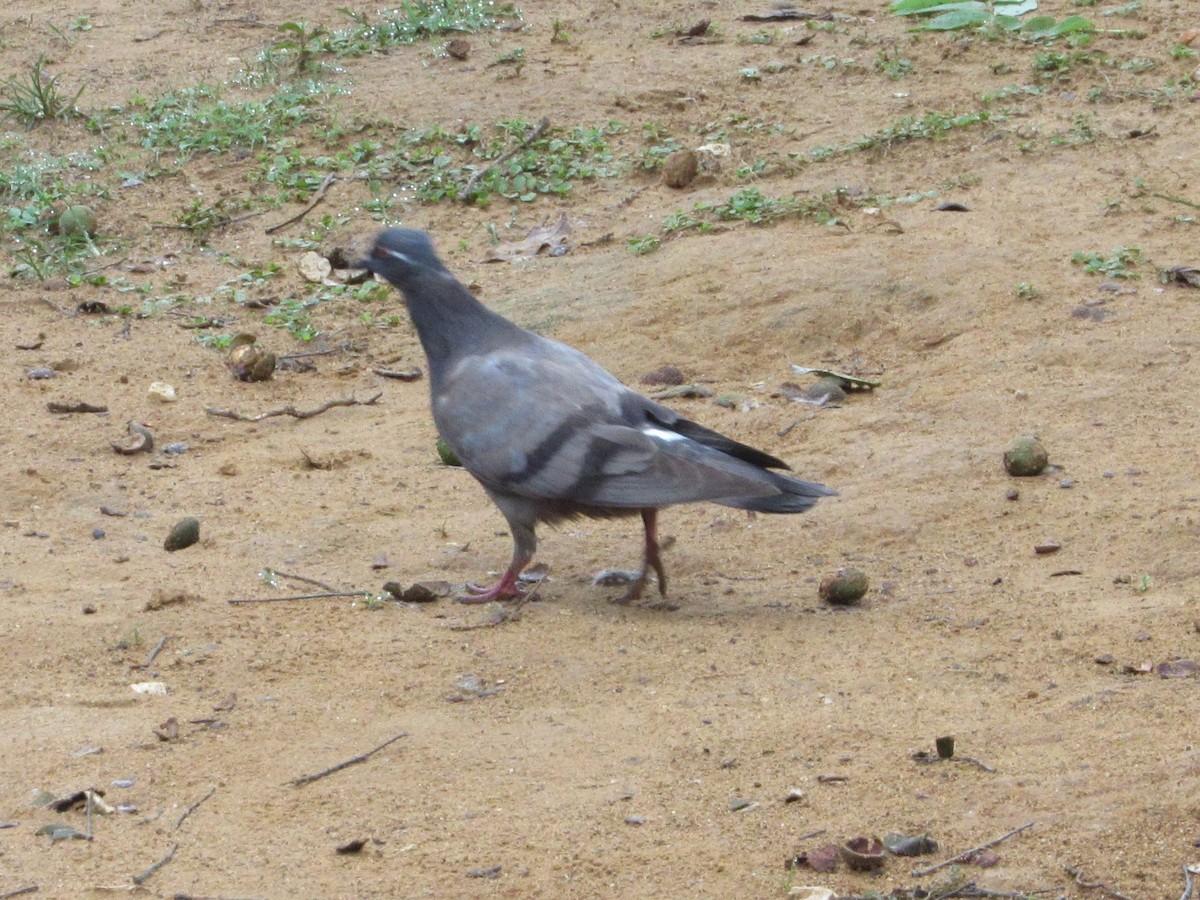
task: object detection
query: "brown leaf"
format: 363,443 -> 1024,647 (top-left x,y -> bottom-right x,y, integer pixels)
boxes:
481,213 -> 572,263
155,717 -> 180,741
790,843 -> 840,872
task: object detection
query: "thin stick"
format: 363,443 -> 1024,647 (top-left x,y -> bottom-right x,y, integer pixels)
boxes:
271,570 -> 338,591
265,172 -> 338,234
461,117 -> 549,200
1182,864 -> 1197,900
289,732 -> 409,787
0,886 -> 39,899
956,754 -> 996,773
205,392 -> 382,422
175,786 -> 216,830
1064,864 -> 1134,900
911,821 -> 1034,877
140,635 -> 168,669
132,843 -> 178,885
794,828 -> 826,842
229,591 -> 368,605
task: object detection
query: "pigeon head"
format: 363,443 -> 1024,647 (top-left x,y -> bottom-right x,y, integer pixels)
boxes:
362,228 -> 448,289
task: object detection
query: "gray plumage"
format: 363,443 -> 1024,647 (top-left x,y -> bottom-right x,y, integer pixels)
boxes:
363,228 -> 834,604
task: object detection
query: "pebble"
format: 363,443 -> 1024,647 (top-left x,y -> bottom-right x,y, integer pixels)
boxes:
1059,477 -> 1075,488
163,442 -> 189,455
1034,540 -> 1061,555
111,779 -> 135,789
27,368 -> 56,380
164,516 -> 200,552
624,815 -> 646,826
92,528 -> 105,540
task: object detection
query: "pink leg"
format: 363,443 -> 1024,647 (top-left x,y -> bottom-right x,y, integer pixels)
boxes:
458,552 -> 532,603
613,509 -> 669,604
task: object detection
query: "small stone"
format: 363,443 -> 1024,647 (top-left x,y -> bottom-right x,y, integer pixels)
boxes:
148,382 -> 177,403
1059,477 -> 1075,489
82,604 -> 96,615
92,528 -> 105,540
624,815 -> 646,825
1004,436 -> 1049,476
1005,488 -> 1019,501
729,797 -> 756,811
783,787 -> 805,803
805,377 -> 846,404
164,517 -> 200,552
640,365 -> 685,386
163,442 -> 189,455
818,567 -> 868,605
1034,540 -> 1061,555
1095,654 -> 1115,665
27,367 -> 56,380
446,38 -> 471,60
714,392 -> 748,409
935,735 -> 955,759
662,149 -> 699,189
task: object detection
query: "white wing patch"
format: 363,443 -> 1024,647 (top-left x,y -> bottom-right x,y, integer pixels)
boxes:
641,426 -> 686,443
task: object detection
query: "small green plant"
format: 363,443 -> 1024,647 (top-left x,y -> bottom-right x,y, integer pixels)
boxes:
0,56 -> 84,127
736,30 -> 777,45
274,21 -> 330,73
876,49 -> 913,78
551,19 -> 571,43
1071,246 -> 1143,278
891,0 -> 1094,38
628,234 -> 661,255
1015,281 -> 1039,300
492,47 -> 526,75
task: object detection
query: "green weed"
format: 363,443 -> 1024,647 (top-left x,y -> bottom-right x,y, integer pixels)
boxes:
1071,246 -> 1142,278
0,56 -> 84,127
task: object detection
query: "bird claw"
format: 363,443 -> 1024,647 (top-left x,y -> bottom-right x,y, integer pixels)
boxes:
457,580 -> 527,604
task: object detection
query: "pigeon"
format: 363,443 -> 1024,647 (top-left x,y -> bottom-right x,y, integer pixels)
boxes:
363,228 -> 835,604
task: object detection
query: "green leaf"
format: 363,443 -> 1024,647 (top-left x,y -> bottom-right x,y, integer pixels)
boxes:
920,7 -> 990,28
1022,14 -> 1058,31
994,0 -> 1038,14
993,13 -> 1024,29
893,0 -> 982,13
1051,14 -> 1094,33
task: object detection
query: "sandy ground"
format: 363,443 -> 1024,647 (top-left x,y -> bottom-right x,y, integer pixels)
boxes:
2,0 -> 1199,897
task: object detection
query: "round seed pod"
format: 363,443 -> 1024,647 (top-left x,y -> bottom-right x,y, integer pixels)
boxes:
819,567 -> 868,605
58,205 -> 98,239
1003,436 -> 1048,476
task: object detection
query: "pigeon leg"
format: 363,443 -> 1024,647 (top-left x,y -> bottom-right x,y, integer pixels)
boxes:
459,515 -> 535,603
613,509 -> 668,604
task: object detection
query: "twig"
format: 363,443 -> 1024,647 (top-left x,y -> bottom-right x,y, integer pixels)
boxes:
140,635 -> 168,669
265,172 -> 338,234
1064,864 -> 1133,900
205,391 -> 382,422
132,843 -> 178,885
956,754 -> 996,773
0,886 -> 39,899
795,828 -> 826,842
461,117 -> 549,200
1151,190 -> 1200,210
289,732 -> 409,787
229,591 -> 369,605
1182,864 -> 1197,900
911,822 -> 1034,877
271,570 -> 338,591
175,785 -> 216,830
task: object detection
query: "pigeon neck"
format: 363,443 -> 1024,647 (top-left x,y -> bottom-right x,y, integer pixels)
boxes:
403,270 -> 522,378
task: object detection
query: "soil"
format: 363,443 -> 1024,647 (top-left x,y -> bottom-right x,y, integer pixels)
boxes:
2,1 -> 1199,898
